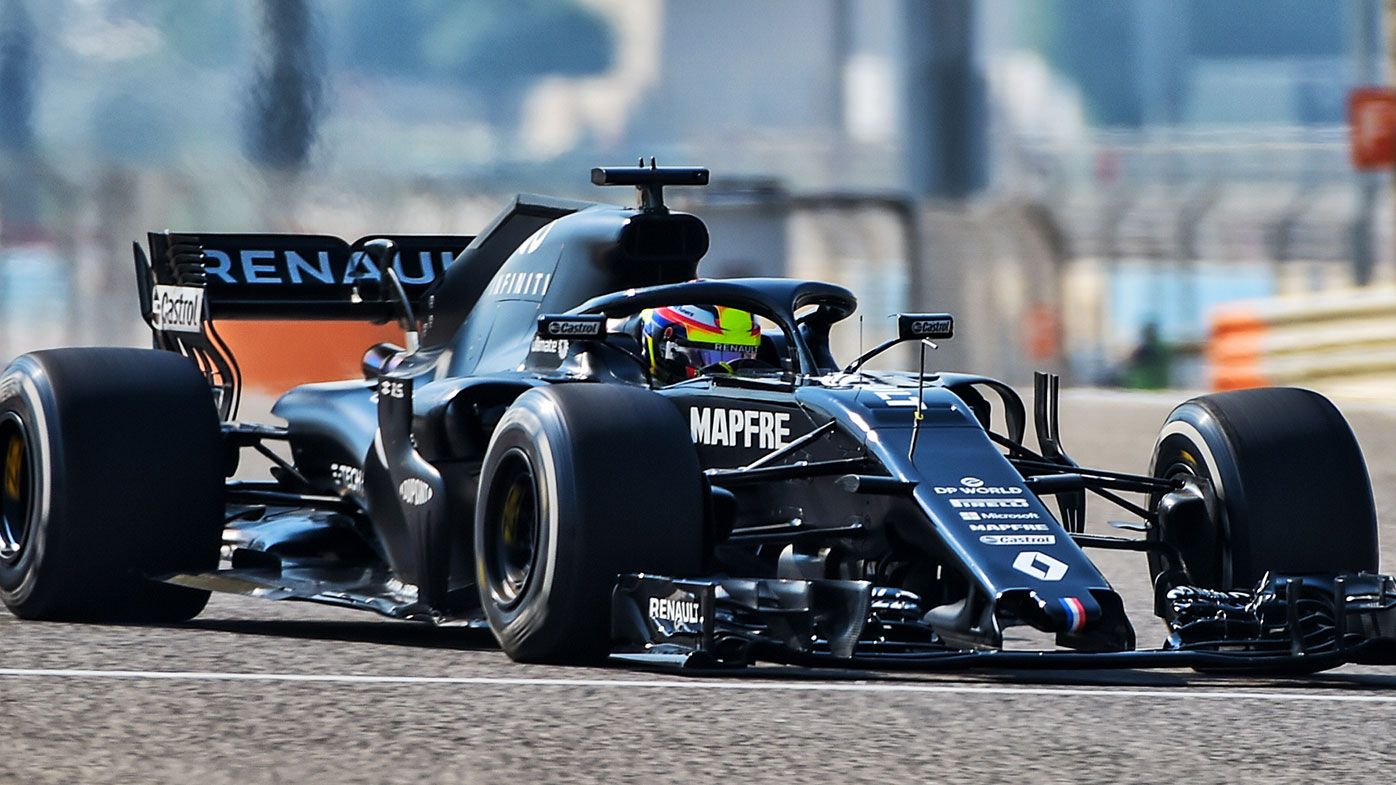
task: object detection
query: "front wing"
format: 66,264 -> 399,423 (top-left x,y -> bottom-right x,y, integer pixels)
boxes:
611,572 -> 1396,673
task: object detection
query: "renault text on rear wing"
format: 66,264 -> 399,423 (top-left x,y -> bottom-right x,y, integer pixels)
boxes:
140,232 -> 474,321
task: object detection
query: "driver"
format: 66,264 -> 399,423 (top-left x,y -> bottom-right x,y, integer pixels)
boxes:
639,305 -> 761,384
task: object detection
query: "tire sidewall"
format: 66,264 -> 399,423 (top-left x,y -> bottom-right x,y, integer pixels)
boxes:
0,358 -> 65,613
474,399 -> 573,652
1149,403 -> 1237,588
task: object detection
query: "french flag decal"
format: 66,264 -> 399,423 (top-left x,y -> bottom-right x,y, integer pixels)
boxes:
1059,597 -> 1087,633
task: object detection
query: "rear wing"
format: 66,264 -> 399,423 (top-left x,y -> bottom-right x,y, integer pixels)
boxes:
133,194 -> 590,419
136,233 -> 474,322
133,232 -> 471,421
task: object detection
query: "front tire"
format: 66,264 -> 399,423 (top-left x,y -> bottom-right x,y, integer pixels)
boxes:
0,349 -> 224,622
474,384 -> 705,664
1148,387 -> 1377,592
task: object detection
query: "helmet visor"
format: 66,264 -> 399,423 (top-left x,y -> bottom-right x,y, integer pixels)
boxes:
672,343 -> 757,375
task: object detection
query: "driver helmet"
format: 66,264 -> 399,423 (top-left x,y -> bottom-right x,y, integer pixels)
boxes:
641,305 -> 761,383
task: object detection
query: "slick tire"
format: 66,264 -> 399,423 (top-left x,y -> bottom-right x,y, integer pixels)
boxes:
1148,387 -> 1377,591
0,348 -> 224,622
475,384 -> 705,664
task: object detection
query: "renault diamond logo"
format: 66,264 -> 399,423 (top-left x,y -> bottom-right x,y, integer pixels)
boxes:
398,477 -> 433,506
1012,550 -> 1068,581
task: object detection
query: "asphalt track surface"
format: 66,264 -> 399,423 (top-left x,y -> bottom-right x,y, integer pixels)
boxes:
6,389 -> 1396,784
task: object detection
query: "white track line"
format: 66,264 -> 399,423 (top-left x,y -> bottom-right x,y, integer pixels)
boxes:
0,667 -> 1392,704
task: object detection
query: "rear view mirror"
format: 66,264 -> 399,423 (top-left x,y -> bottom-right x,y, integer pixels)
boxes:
354,237 -> 419,352
897,313 -> 954,341
536,314 -> 606,340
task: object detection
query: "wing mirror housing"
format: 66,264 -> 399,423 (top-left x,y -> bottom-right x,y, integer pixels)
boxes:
844,312 -> 956,373
354,238 -> 419,353
536,314 -> 607,340
897,313 -> 954,341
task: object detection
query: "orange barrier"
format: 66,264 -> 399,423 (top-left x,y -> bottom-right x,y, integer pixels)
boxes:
213,321 -> 402,394
1207,288 -> 1396,392
1207,307 -> 1268,390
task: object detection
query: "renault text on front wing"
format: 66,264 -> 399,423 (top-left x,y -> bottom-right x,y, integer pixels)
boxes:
648,597 -> 702,625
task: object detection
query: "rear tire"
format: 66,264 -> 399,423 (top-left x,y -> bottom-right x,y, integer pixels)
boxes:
1148,387 -> 1377,591
474,384 -> 705,664
0,349 -> 224,622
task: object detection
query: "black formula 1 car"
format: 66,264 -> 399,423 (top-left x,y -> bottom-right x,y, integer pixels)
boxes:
0,165 -> 1392,674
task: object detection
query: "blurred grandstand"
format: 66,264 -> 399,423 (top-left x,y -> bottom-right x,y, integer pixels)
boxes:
0,0 -> 1389,398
